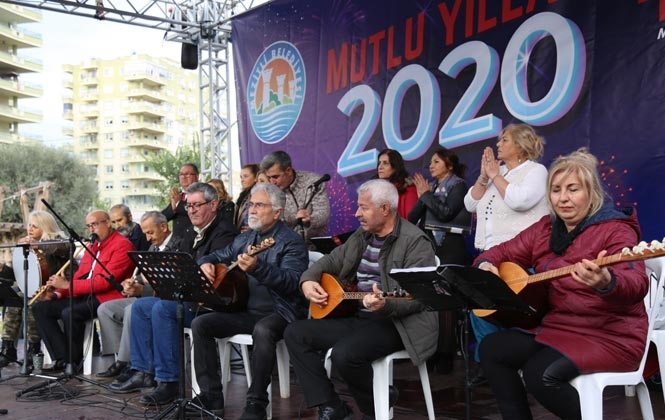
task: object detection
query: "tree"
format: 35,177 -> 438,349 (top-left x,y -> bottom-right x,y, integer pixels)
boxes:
142,145 -> 202,207
0,144 -> 97,234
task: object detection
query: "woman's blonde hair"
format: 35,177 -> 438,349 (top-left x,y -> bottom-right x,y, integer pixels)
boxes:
208,179 -> 232,203
29,210 -> 66,241
546,148 -> 607,218
502,123 -> 545,161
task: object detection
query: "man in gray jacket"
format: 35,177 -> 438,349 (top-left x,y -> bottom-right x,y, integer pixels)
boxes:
260,150 -> 330,248
284,179 -> 438,420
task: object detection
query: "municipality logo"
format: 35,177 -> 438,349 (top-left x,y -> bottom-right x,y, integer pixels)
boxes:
247,41 -> 306,144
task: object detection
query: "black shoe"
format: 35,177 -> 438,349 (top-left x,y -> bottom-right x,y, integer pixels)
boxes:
0,340 -> 17,368
96,360 -> 128,378
318,400 -> 353,420
109,370 -> 156,393
190,394 -> 224,418
112,365 -> 133,385
468,368 -> 488,388
238,401 -> 267,420
42,360 -> 66,373
139,381 -> 179,405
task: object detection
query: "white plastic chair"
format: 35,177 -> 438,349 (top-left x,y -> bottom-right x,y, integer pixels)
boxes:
324,348 -> 435,420
569,256 -> 664,420
649,257 -> 665,398
183,327 -> 200,395
43,318 -> 96,375
217,334 -> 291,420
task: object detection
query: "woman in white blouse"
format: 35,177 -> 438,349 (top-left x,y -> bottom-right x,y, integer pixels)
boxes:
463,123 -> 550,385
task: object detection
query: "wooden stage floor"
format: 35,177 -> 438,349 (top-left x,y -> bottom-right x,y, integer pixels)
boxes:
0,341 -> 663,419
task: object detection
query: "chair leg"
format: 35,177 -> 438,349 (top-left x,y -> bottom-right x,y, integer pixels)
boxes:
372,357 -> 392,420
416,362 -> 436,420
276,340 -> 290,398
636,381 -> 655,420
82,319 -> 95,375
184,329 -> 200,395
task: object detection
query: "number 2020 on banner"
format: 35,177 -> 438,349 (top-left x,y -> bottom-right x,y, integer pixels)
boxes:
337,12 -> 586,177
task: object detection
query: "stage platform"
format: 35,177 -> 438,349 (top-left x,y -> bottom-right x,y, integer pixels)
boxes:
0,339 -> 663,419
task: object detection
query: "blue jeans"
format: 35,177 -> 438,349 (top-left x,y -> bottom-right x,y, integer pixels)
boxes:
469,312 -> 501,363
129,297 -> 195,382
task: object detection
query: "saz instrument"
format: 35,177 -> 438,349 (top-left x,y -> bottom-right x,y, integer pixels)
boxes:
209,237 -> 275,312
472,239 -> 665,328
310,273 -> 411,319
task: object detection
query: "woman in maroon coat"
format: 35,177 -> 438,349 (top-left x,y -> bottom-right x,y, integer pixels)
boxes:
476,148 -> 648,420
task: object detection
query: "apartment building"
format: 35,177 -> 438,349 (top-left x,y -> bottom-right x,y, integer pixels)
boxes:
63,53 -> 200,212
0,3 -> 42,145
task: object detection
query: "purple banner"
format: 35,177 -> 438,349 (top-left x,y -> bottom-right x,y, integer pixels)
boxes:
233,0 -> 665,241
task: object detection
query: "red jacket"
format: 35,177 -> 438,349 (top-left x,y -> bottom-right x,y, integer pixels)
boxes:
396,183 -> 417,220
59,230 -> 136,304
477,211 -> 648,373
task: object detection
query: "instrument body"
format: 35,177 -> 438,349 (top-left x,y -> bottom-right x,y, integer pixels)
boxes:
472,240 -> 665,328
310,273 -> 411,319
12,247 -> 48,297
207,237 -> 275,312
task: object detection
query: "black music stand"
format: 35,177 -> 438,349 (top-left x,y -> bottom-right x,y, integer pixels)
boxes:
390,264 -> 536,420
128,251 -> 226,420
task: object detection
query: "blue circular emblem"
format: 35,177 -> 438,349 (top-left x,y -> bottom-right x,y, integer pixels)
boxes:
247,41 -> 306,144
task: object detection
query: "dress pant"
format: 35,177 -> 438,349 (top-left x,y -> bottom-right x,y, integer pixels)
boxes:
129,297 -> 195,382
32,295 -> 100,364
284,313 -> 403,416
97,297 -> 136,359
191,310 -> 262,402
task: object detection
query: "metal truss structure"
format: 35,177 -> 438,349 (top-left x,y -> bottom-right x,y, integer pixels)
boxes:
1,0 -> 269,190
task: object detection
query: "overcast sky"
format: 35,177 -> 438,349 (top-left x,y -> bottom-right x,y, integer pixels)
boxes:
21,10 -> 182,146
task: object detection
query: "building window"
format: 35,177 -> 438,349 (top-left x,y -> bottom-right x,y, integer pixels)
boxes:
105,133 -> 113,142
121,182 -> 129,189
105,182 -> 114,190
121,164 -> 130,173
104,149 -> 113,159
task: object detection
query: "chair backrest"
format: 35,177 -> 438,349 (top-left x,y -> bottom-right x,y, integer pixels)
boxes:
308,251 -> 324,267
636,256 -> 665,374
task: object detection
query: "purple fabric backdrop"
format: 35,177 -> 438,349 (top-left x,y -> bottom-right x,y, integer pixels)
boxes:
232,0 -> 665,241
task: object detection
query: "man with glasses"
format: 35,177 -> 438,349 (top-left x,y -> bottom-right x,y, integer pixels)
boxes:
111,183 -> 238,406
190,182 -> 309,419
260,151 -> 330,248
162,163 -> 199,238
32,210 -> 136,372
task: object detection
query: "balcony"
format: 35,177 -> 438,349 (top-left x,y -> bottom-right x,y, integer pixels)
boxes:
124,71 -> 167,87
0,3 -> 42,23
0,132 -> 41,144
125,187 -> 161,196
127,120 -> 165,134
0,51 -> 42,74
126,170 -> 165,181
127,87 -> 165,103
0,23 -> 42,49
126,102 -> 165,118
0,103 -> 41,124
124,136 -> 166,150
0,77 -> 41,98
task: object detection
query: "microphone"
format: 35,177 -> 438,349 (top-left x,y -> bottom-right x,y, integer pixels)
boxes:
89,233 -> 99,243
310,174 -> 331,189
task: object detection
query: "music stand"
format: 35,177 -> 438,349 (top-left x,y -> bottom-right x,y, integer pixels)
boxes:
390,264 -> 536,420
128,251 -> 226,420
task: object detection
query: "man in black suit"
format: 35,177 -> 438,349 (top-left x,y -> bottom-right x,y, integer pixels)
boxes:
162,163 -> 199,238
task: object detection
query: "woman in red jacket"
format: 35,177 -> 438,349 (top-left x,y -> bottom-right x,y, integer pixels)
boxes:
476,148 -> 648,419
375,149 -> 417,219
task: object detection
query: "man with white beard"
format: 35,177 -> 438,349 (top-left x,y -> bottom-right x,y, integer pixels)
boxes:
191,182 -> 310,419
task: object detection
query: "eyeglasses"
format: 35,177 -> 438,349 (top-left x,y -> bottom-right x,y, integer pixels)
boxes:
179,172 -> 197,177
185,200 -> 212,211
86,220 -> 107,229
247,201 -> 271,210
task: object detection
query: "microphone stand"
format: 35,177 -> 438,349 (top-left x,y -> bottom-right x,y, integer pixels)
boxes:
15,200 -> 120,398
296,183 -> 325,241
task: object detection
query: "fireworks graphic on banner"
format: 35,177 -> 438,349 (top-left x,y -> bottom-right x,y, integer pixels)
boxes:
599,155 -> 637,208
326,178 -> 358,235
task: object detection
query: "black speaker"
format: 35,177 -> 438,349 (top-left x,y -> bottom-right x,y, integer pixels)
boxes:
181,43 -> 198,70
